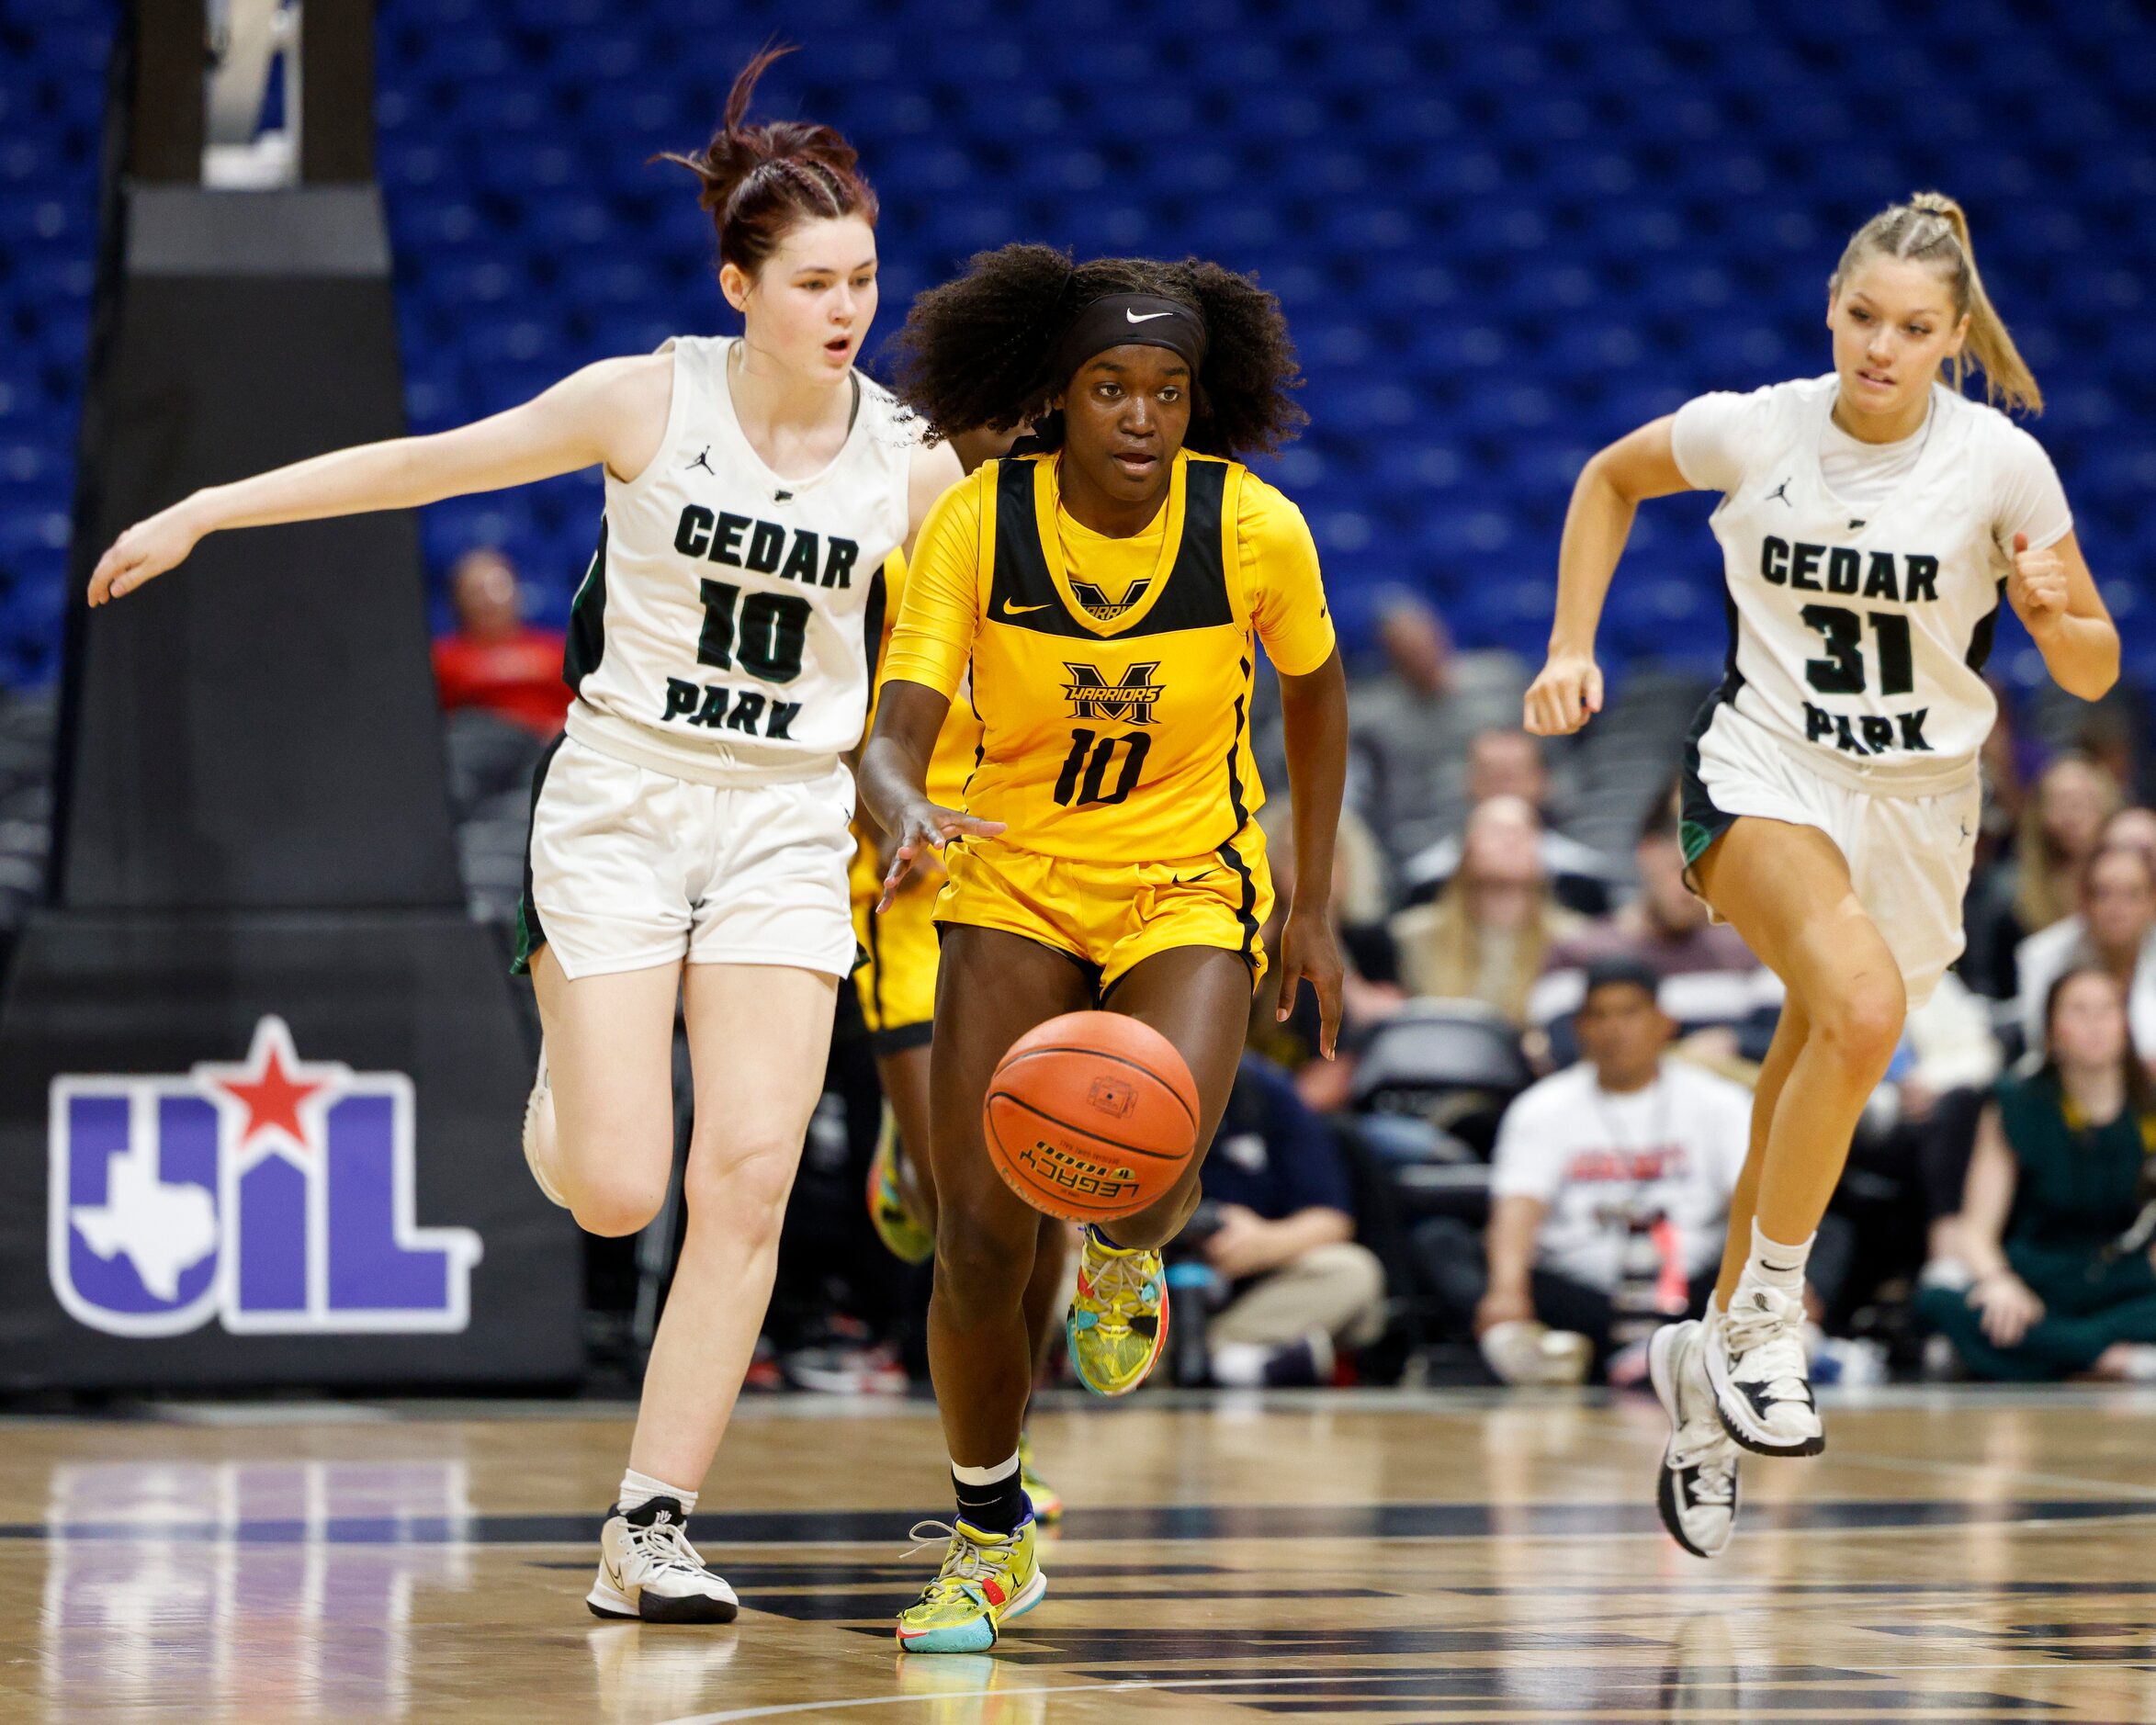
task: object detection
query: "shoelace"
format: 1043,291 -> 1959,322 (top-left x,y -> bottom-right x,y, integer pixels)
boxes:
1723,1290 -> 1810,1393
621,1516 -> 710,1581
1083,1241 -> 1157,1318
905,1519 -> 1017,1605
1687,1447 -> 1737,1506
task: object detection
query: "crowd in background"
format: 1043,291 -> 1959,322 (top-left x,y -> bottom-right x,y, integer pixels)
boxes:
0,540 -> 2141,1393
388,554 -> 2156,1392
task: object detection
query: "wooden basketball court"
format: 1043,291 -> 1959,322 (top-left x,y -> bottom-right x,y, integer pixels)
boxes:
8,1387 -> 2156,1722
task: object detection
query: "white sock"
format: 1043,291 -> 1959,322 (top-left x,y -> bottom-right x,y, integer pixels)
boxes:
617,1468 -> 697,1518
1735,1220 -> 1812,1303
951,1452 -> 1021,1488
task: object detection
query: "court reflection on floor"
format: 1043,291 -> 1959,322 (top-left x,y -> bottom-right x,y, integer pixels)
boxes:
14,1396 -> 2156,1722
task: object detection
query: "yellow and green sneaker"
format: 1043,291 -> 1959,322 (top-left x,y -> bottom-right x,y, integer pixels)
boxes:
1067,1224 -> 1168,1397
895,1516 -> 1045,1653
866,1105 -> 933,1266
1017,1429 -> 1061,1525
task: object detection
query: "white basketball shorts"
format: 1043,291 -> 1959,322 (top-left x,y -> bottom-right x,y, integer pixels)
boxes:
1680,700 -> 1980,1009
514,735 -> 857,982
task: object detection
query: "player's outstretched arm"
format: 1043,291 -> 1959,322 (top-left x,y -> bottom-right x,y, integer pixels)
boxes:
2008,528 -> 2117,703
858,679 -> 1001,914
1524,414 -> 1694,738
86,354 -> 673,606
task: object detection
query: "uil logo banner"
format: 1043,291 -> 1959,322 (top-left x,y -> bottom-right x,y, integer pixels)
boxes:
48,1017 -> 483,1338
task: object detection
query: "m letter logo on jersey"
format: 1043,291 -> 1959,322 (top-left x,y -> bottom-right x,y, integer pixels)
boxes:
49,1017 -> 482,1338
1063,661 -> 1163,725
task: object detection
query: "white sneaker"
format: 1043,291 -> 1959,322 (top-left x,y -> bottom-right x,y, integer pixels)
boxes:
522,1044 -> 568,1209
1649,1319 -> 1740,1558
1705,1285 -> 1823,1456
587,1496 -> 739,1624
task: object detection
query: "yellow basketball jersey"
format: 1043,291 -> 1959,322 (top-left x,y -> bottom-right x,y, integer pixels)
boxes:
883,449 -> 1334,863
867,548 -> 980,808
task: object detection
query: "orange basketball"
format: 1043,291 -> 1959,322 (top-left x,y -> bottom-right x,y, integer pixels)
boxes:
983,1010 -> 1201,1223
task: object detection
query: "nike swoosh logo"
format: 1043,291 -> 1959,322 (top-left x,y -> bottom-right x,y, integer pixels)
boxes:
999,600 -> 1051,615
1125,310 -> 1173,323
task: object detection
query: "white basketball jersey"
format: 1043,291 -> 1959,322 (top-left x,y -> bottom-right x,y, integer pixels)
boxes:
561,335 -> 918,784
1696,376 -> 2028,791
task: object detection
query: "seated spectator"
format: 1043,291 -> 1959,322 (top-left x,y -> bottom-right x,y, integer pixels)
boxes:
1399,727 -> 1620,915
1919,967 -> 2156,1381
432,548 -> 570,738
1388,796 -> 1586,1027
1345,591 -> 1530,864
1176,1054 -> 1387,1386
1965,752 -> 2119,998
1530,780 -> 1773,1054
1862,969 -> 2007,1278
2015,843 -> 2156,1056
2077,704 -> 2149,812
1415,959 -> 1753,1383
2105,804 -> 2156,865
1248,803 -> 1405,1099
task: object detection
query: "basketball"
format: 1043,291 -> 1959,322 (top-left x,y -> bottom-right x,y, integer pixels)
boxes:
982,1010 -> 1201,1223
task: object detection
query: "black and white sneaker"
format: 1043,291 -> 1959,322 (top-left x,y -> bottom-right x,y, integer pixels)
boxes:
587,1497 -> 739,1624
1648,1318 -> 1739,1558
1704,1285 -> 1823,1457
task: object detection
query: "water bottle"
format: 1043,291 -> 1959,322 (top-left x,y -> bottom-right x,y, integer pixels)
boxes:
1166,1260 -> 1219,1386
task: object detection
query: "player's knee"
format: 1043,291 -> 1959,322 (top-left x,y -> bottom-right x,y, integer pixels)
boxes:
1815,971 -> 1906,1069
568,1164 -> 670,1238
933,1212 -> 1036,1313
683,1140 -> 799,1247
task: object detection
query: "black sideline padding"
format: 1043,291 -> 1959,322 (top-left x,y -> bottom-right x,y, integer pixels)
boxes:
0,9 -> 581,1390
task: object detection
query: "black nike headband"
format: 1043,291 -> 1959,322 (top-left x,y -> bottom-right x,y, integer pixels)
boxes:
1050,294 -> 1209,385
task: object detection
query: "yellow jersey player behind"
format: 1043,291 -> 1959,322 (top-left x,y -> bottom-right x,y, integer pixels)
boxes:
849,538 -> 1067,1523
861,245 -> 1349,1652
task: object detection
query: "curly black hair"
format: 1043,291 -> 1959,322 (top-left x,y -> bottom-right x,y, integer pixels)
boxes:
888,244 -> 1307,459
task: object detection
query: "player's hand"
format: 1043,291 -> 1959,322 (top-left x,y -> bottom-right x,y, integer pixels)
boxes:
88,496 -> 210,606
1970,1270 -> 2044,1348
1523,650 -> 1603,737
876,799 -> 1003,913
2008,531 -> 2069,633
1274,904 -> 1345,1060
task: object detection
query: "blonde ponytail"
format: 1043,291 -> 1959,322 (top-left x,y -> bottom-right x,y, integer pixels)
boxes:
1832,190 -> 2044,416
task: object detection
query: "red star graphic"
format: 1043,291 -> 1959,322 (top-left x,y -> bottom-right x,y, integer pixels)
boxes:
208,1025 -> 329,1151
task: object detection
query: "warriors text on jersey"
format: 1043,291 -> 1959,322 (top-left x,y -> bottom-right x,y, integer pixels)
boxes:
561,335 -> 919,783
1672,376 -> 2071,789
881,449 -> 1334,861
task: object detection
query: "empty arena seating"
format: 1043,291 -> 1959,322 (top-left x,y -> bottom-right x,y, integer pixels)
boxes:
0,0 -> 2150,701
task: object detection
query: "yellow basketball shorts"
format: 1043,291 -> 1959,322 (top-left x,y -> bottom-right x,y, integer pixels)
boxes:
850,848 -> 941,1053
932,818 -> 1272,992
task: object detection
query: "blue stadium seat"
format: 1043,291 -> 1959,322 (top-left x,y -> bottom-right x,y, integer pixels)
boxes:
0,0 -> 2150,696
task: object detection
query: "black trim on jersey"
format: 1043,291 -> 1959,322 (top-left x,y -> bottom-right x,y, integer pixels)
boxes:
563,516 -> 609,695
986,457 -> 1235,638
511,733 -> 569,975
870,1021 -> 935,1055
1678,585 -> 1747,869
1965,577 -> 2008,674
1221,652 -> 1252,846
1216,832 -> 1261,973
864,881 -> 889,1027
862,559 -> 889,686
